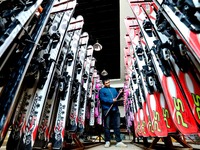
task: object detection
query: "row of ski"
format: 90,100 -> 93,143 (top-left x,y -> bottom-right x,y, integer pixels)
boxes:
123,1 -> 200,138
128,0 -> 200,70
0,0 -> 104,149
0,0 -> 74,64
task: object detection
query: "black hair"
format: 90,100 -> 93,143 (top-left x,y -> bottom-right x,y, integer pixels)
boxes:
102,78 -> 110,84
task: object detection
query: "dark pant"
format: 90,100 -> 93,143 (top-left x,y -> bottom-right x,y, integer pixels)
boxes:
102,109 -> 122,142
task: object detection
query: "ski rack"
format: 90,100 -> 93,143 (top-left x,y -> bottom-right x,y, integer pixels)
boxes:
125,17 -> 176,133
0,0 -> 43,58
124,19 -> 156,138
127,28 -> 169,137
6,12 -> 67,150
17,8 -> 75,149
125,0 -> 200,149
139,2 -> 200,128
129,1 -> 199,135
152,0 -> 200,70
0,0 -> 103,149
33,4 -> 77,148
0,0 -> 55,146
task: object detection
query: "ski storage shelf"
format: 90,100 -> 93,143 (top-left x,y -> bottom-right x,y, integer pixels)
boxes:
153,0 -> 200,64
0,0 -> 43,58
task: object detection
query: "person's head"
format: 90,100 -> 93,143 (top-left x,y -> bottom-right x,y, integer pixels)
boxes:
103,79 -> 110,87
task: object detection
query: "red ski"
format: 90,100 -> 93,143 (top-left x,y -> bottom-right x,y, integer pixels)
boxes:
125,18 -> 169,137
153,0 -> 200,66
128,2 -> 199,135
140,2 -> 200,127
124,34 -> 153,137
139,37 -> 177,134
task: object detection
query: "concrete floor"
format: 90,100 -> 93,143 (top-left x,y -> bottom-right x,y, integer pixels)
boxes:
85,141 -> 143,150
84,141 -> 200,150
1,132 -> 200,150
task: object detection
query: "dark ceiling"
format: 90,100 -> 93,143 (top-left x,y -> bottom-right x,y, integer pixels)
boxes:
73,0 -> 120,80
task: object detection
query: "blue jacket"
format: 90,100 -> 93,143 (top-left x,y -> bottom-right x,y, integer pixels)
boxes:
99,87 -> 119,111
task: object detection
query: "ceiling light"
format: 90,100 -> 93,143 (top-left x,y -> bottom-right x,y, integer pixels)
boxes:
93,40 -> 102,51
101,69 -> 108,76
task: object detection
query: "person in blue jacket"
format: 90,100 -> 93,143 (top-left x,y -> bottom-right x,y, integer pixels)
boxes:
99,78 -> 127,148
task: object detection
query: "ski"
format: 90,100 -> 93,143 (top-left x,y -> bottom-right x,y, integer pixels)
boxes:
33,4 -> 77,148
124,34 -> 144,137
133,61 -> 156,137
0,13 -> 38,106
153,0 -> 200,65
6,13 -> 61,150
17,9 -> 74,149
33,75 -> 60,149
51,0 -> 76,14
51,15 -> 84,149
125,88 -> 139,136
140,2 -> 200,128
131,78 -> 150,137
77,46 -> 94,133
124,46 -> 135,134
139,37 -> 177,134
94,76 -> 102,126
0,0 -> 55,146
137,78 -> 153,137
123,88 -> 132,134
124,40 -> 154,137
0,0 -> 43,57
68,32 -> 89,132
0,12 -> 37,72
89,69 -> 98,127
132,28 -> 168,137
142,37 -> 177,134
129,2 -> 199,135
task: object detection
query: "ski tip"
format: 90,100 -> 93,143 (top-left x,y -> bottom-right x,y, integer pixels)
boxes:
87,45 -> 94,51
80,32 -> 89,38
76,15 -> 84,22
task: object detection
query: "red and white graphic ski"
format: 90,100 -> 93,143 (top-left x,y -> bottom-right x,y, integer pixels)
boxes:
140,2 -> 200,128
52,16 -> 84,149
125,17 -> 169,137
128,3 -> 199,135
153,0 -> 200,65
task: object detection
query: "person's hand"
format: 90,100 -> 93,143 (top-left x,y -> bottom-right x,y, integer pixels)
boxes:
119,89 -> 123,93
113,98 -> 117,103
